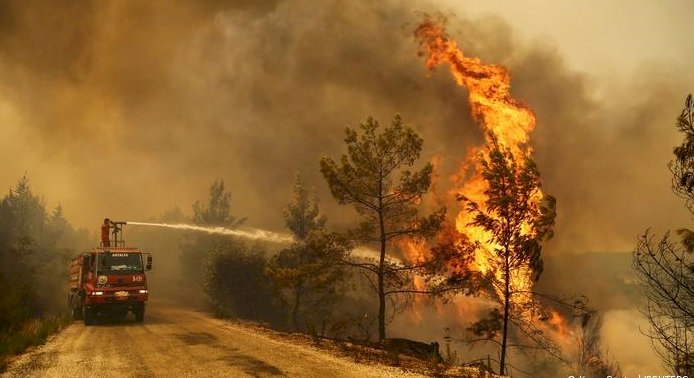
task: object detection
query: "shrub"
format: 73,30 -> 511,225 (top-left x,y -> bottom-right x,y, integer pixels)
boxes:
204,244 -> 285,326
0,314 -> 70,372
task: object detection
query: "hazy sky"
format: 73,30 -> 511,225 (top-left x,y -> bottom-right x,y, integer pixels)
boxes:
0,0 -> 691,254
444,0 -> 692,76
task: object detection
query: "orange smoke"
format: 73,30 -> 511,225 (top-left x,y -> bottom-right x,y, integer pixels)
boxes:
414,19 -> 542,304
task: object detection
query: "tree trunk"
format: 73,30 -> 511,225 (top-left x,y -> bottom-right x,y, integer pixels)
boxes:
377,214 -> 387,341
378,275 -> 386,341
377,185 -> 387,341
292,279 -> 303,330
499,247 -> 511,376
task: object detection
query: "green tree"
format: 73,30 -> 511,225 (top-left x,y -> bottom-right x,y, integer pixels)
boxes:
320,115 -> 444,341
456,137 -> 556,375
0,176 -> 84,329
0,175 -> 46,244
0,176 -> 46,326
193,180 -> 245,227
671,95 -> 694,214
284,174 -> 326,241
44,205 -> 68,246
270,174 -> 341,331
205,243 -> 284,325
181,179 -> 245,284
633,94 -> 694,375
271,232 -> 348,333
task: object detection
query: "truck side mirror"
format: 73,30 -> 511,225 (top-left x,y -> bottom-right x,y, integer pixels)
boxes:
146,255 -> 152,271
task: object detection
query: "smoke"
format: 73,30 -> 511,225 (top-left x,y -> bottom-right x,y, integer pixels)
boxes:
0,0 -> 476,233
0,0 -> 689,253
0,0 -> 691,373
601,309 -> 662,374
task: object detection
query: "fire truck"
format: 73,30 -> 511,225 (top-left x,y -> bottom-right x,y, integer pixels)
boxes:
68,221 -> 152,325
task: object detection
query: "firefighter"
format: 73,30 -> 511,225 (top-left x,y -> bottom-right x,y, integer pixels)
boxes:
101,218 -> 111,247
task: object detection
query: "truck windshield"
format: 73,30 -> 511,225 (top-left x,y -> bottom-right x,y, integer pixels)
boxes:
97,252 -> 143,274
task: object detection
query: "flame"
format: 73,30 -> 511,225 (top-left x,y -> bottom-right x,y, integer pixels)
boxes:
400,238 -> 429,322
406,18 -> 581,361
544,309 -> 575,352
414,20 -> 542,305
548,310 -> 569,336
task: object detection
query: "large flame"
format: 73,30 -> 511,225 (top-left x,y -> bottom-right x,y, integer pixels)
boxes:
408,19 -> 580,361
414,20 -> 541,304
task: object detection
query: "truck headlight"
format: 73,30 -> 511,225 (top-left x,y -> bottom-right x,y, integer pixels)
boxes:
92,291 -> 104,296
138,289 -> 148,294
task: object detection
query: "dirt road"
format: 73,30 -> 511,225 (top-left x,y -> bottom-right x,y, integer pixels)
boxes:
2,301 -> 423,377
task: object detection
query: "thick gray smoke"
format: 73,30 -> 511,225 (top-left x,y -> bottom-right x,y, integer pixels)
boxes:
0,0 -> 689,253
0,0 -> 472,232
0,0 -> 691,373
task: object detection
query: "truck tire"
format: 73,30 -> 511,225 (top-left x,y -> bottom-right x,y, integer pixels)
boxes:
83,306 -> 95,326
72,303 -> 83,320
134,305 -> 145,323
70,295 -> 83,320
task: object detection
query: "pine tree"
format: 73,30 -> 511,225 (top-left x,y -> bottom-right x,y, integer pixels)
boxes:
320,115 -> 444,340
457,137 -> 556,375
182,179 -> 245,284
270,173 -> 338,330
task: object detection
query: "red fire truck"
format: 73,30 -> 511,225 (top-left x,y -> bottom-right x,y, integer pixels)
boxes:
68,221 -> 152,325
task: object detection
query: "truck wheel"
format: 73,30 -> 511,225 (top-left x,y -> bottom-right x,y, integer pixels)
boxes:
83,306 -> 95,326
134,305 -> 145,323
70,295 -> 83,320
72,304 -> 83,320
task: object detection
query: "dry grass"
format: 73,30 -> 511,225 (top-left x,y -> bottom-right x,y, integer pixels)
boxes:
0,314 -> 70,372
225,319 -> 498,377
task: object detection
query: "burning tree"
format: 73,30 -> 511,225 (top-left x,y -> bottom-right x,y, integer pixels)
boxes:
456,138 -> 556,375
320,115 -> 444,341
413,19 -> 570,375
633,94 -> 694,375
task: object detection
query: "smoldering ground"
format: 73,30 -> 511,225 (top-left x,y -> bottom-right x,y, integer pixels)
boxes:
0,0 -> 691,374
